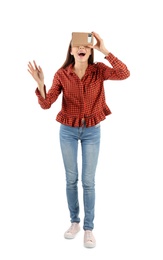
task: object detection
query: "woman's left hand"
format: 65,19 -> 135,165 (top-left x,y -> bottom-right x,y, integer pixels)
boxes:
91,32 -> 110,56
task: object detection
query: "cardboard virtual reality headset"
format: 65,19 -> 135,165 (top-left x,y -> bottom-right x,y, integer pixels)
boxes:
71,32 -> 94,47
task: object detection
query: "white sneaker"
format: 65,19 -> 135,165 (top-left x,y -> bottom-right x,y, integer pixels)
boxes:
64,223 -> 80,239
84,230 -> 96,248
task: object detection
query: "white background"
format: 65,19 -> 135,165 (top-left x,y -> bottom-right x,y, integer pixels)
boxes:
0,0 -> 163,259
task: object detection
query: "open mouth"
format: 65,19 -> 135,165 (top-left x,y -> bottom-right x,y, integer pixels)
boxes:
78,52 -> 86,57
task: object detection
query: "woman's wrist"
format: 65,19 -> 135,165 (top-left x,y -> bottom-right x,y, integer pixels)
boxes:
38,83 -> 44,90
101,49 -> 110,56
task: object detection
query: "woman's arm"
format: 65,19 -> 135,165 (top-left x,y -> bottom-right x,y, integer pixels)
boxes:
27,60 -> 45,98
91,32 -> 130,80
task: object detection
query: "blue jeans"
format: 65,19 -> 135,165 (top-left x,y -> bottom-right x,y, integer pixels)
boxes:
59,123 -> 101,230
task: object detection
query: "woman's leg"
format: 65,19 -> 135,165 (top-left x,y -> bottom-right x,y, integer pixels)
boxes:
81,124 -> 101,230
59,124 -> 80,223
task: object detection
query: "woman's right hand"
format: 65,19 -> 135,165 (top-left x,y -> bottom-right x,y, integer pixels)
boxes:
27,60 -> 44,90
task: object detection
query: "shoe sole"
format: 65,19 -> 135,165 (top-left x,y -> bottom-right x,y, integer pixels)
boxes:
84,242 -> 96,248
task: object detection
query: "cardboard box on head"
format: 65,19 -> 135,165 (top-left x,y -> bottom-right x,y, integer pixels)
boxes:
71,32 -> 94,47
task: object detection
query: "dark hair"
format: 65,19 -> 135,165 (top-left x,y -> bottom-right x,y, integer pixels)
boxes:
60,41 -> 94,69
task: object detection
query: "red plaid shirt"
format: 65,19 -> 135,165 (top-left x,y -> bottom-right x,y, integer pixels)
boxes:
35,53 -> 130,127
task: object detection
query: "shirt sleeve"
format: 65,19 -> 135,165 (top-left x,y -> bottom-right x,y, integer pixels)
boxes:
35,72 -> 62,109
100,52 -> 130,80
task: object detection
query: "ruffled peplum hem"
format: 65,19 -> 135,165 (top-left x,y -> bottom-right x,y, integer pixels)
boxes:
56,107 -> 112,127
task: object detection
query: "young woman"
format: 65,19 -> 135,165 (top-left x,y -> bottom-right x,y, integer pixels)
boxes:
27,31 -> 130,248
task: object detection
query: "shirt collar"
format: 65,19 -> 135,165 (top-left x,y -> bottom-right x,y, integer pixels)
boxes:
66,63 -> 97,75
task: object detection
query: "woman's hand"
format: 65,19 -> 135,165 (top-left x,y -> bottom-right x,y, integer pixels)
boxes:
27,60 -> 44,90
91,32 -> 110,56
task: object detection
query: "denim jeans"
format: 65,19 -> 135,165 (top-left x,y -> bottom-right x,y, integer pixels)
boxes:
59,123 -> 101,230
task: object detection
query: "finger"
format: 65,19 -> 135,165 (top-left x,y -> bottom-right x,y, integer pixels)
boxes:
38,65 -> 43,72
28,61 -> 36,72
27,62 -> 33,70
93,32 -> 101,41
89,44 -> 94,49
91,31 -> 96,36
27,69 -> 33,76
33,60 -> 39,70
92,32 -> 99,38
